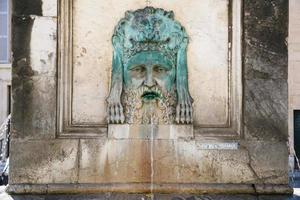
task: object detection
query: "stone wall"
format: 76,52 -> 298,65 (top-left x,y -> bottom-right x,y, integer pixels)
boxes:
0,65 -> 11,123
9,0 -> 291,194
289,0 -> 300,156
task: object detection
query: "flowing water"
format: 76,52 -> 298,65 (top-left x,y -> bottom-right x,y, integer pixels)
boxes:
150,117 -> 155,200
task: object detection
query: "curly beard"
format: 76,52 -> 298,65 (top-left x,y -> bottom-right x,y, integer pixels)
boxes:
122,86 -> 176,124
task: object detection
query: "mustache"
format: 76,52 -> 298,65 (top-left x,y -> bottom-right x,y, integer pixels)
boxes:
135,86 -> 163,98
141,86 -> 162,100
142,90 -> 161,100
123,86 -> 176,101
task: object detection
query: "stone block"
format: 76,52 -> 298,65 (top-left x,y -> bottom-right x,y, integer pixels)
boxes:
289,50 -> 300,62
1,193 -> 298,200
290,0 -> 300,22
41,0 -> 57,16
12,75 -> 56,139
12,16 -> 56,77
108,124 -> 194,139
290,83 -> 300,96
29,16 -> 57,76
243,80 -> 288,141
255,184 -> 293,195
79,139 -> 151,183
45,193 -> 148,200
289,61 -> 300,84
290,95 -> 300,108
241,141 -> 289,184
12,15 -> 57,140
244,1 -> 288,55
243,0 -> 288,142
9,139 -> 79,184
289,26 -> 300,43
79,139 -> 257,184
153,140 -> 256,184
78,139 -> 288,186
12,16 -> 34,71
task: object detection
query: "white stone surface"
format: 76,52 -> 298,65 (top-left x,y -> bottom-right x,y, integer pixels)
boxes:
108,124 -> 194,139
78,139 -> 258,184
42,0 -> 57,16
289,0 -> 300,156
30,16 -> 57,76
0,65 -> 11,123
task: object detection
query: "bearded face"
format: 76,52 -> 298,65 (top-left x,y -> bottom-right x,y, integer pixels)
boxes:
122,50 -> 177,124
107,7 -> 193,125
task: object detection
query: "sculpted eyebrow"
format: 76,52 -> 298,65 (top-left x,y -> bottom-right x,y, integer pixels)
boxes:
129,64 -> 145,70
154,61 -> 172,70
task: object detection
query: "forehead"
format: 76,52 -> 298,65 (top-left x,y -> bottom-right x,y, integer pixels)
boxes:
125,51 -> 174,69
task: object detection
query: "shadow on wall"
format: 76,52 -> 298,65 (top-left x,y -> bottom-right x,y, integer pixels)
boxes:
13,0 -> 42,16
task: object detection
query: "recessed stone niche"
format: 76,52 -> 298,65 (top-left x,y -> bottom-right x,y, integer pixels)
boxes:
57,0 -> 242,138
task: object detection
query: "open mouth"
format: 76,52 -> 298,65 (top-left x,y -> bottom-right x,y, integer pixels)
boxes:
141,91 -> 161,100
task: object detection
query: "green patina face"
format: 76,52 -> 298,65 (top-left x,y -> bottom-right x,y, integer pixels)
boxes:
107,7 -> 193,124
124,51 -> 176,96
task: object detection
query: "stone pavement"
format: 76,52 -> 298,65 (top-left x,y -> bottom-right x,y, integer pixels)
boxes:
1,174 -> 299,199
0,193 -> 300,200
0,186 -> 299,200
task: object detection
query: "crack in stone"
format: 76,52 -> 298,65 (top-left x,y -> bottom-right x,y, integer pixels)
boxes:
244,146 -> 262,186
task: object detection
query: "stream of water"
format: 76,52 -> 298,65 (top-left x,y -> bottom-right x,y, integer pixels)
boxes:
150,118 -> 154,200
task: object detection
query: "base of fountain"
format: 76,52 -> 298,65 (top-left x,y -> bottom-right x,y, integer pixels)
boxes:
108,124 -> 194,139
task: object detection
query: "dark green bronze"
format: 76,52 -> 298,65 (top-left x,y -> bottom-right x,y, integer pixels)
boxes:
107,7 -> 193,124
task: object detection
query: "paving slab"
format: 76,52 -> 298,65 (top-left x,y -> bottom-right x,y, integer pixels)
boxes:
0,193 -> 300,200
1,185 -> 300,200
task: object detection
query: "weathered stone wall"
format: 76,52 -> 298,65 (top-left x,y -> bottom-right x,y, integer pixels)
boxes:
9,0 -> 290,194
241,0 -> 289,185
244,0 -> 288,141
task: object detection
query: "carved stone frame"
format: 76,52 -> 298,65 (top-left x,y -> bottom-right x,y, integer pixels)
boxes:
195,0 -> 243,139
57,0 -> 107,138
57,0 -> 243,139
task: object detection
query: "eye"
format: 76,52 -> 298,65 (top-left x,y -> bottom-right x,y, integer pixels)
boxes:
153,65 -> 168,73
130,65 -> 146,74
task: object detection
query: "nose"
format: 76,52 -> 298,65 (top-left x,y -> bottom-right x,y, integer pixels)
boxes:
144,69 -> 156,87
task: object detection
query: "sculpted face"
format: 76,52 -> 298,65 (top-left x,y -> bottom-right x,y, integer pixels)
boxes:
121,51 -> 177,124
107,7 -> 193,124
124,51 -> 176,95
